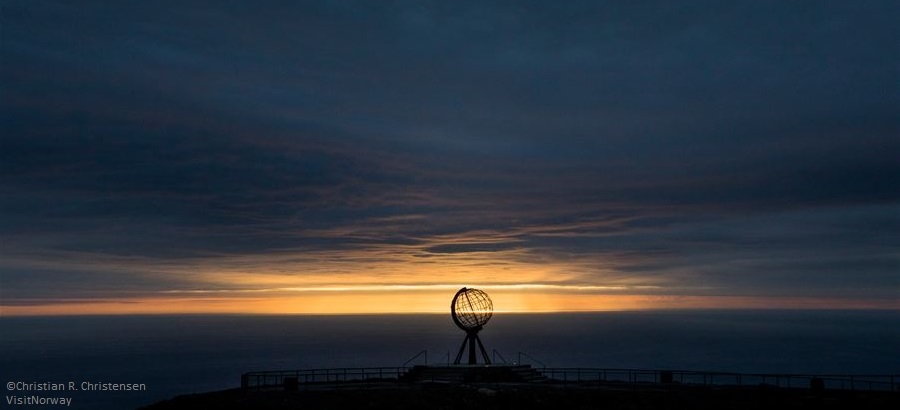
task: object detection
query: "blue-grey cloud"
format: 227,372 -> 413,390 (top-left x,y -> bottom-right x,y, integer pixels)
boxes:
1,0 -> 897,307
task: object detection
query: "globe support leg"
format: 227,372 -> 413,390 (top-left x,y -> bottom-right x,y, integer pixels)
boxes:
476,334 -> 491,364
453,331 -> 492,365
454,335 -> 468,364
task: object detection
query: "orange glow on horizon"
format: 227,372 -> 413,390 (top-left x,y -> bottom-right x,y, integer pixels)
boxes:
2,290 -> 896,316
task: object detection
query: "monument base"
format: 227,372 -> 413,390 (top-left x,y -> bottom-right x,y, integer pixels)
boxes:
401,364 -> 545,383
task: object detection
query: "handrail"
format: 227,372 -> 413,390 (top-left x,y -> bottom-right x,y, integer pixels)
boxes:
536,368 -> 898,391
401,349 -> 427,367
517,351 -> 546,369
241,367 -> 409,391
241,366 -> 899,392
492,349 -> 508,364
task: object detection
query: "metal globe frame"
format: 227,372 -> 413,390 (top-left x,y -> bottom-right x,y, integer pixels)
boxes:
450,287 -> 493,365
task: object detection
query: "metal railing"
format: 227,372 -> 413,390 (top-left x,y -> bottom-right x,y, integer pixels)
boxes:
492,349 -> 508,364
517,351 -> 546,369
242,365 -> 898,393
241,367 -> 410,391
401,350 -> 427,367
539,368 -> 897,392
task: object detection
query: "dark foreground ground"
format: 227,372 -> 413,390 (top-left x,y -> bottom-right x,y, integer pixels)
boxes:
141,384 -> 898,410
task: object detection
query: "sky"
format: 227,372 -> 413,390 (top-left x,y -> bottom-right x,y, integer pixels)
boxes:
1,0 -> 898,315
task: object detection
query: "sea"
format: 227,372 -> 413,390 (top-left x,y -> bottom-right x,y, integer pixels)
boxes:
1,310 -> 898,409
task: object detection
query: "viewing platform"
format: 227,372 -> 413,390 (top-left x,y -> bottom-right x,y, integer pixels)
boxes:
240,365 -> 898,393
142,366 -> 898,409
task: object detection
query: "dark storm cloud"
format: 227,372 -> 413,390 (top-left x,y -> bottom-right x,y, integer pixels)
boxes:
1,0 -> 897,305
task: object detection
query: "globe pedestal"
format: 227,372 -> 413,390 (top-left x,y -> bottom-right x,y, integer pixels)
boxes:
454,327 -> 491,365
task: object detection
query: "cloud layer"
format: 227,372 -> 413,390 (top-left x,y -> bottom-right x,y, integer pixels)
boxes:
2,0 -> 898,313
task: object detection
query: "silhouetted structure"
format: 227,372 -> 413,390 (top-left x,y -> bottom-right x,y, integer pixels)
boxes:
450,287 -> 493,365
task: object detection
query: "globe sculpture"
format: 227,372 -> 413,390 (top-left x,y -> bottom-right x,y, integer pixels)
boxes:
450,287 -> 494,365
